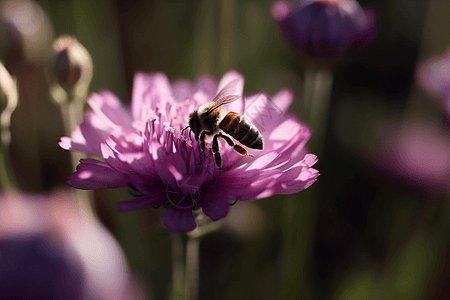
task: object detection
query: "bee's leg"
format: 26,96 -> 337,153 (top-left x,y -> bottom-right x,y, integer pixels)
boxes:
218,133 -> 254,158
181,125 -> 190,135
212,134 -> 222,175
199,131 -> 207,153
200,131 -> 213,154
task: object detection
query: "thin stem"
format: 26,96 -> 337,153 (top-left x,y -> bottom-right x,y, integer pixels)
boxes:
282,67 -> 334,300
60,102 -> 84,171
53,85 -> 95,217
184,236 -> 200,300
281,192 -> 317,300
307,68 -> 334,155
0,146 -> 13,190
171,232 -> 185,298
302,68 -> 317,121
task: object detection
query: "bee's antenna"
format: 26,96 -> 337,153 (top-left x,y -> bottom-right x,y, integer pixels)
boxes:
181,125 -> 190,135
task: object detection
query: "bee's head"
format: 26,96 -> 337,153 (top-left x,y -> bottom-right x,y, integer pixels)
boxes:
188,111 -> 201,140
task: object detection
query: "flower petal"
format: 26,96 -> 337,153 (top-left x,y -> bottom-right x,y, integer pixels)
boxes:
194,75 -> 216,99
214,169 -> 276,201
59,113 -> 111,156
59,126 -> 89,153
88,91 -> 135,132
118,195 -> 166,212
268,116 -> 310,148
273,154 -> 319,194
76,112 -> 115,156
247,152 -> 279,170
162,206 -> 196,232
197,185 -> 232,221
67,159 -> 128,190
101,140 -> 157,179
131,72 -> 153,122
172,79 -> 195,102
271,89 -> 293,113
131,72 -> 173,123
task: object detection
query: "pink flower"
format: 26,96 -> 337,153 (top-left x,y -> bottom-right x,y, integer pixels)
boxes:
60,71 -> 319,232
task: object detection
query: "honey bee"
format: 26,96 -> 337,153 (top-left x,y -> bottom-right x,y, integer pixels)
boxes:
182,79 -> 264,174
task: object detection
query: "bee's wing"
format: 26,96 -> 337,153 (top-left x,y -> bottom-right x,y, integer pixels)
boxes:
212,79 -> 239,103
204,79 -> 240,115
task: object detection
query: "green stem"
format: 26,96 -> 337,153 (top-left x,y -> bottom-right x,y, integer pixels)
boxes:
61,101 -> 85,171
54,87 -> 95,216
171,232 -> 185,298
307,68 -> 334,155
184,237 -> 200,300
281,67 -> 334,300
0,146 -> 13,190
302,68 -> 317,121
282,191 -> 317,300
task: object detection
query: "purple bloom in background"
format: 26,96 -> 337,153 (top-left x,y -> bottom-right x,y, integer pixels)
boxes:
416,49 -> 450,110
0,235 -> 83,300
0,192 -> 83,300
368,119 -> 450,191
271,0 -> 377,67
0,190 -> 145,300
60,71 -> 319,232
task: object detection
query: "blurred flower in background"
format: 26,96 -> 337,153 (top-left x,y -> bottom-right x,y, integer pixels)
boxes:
60,70 -> 319,232
367,118 -> 450,191
0,190 -> 147,300
416,48 -> 450,111
0,192 -> 83,300
271,0 -> 377,67
0,0 -> 53,71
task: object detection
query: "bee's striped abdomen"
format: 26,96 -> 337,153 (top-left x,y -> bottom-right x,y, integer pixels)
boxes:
219,112 -> 264,150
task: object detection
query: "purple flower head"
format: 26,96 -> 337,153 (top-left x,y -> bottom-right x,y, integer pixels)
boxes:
416,49 -> 450,111
272,0 -> 378,67
60,71 -> 319,232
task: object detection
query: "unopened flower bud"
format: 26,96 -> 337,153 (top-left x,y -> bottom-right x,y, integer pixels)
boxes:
49,36 -> 93,101
51,44 -> 81,92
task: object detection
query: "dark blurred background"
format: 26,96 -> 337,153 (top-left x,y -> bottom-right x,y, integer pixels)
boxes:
5,0 -> 450,299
